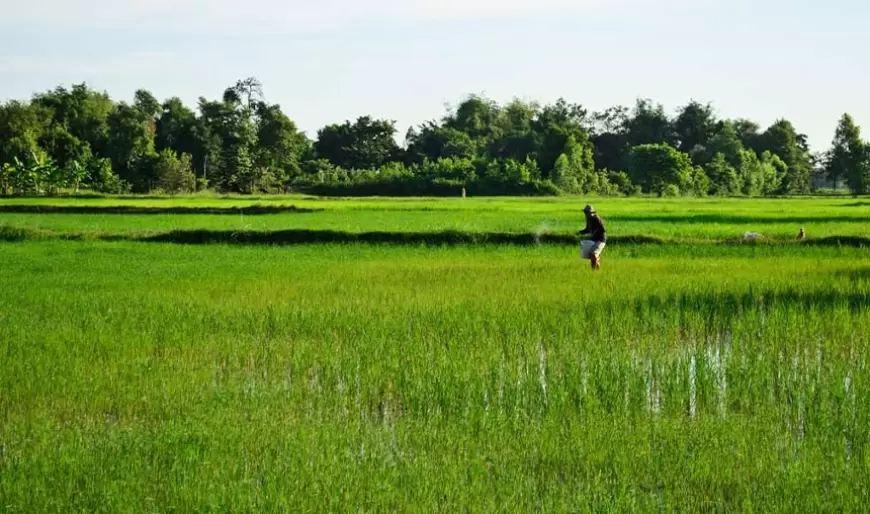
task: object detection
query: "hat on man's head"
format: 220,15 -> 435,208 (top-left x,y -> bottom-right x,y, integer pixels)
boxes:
583,204 -> 595,213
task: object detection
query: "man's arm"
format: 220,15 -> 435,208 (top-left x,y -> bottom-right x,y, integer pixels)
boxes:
577,221 -> 590,235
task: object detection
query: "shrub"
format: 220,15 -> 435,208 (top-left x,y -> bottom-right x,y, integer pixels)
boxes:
662,184 -> 681,197
154,150 -> 196,194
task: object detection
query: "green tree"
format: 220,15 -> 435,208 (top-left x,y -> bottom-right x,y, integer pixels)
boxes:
605,170 -> 637,196
758,119 -> 813,194
406,96 -> 594,180
550,153 -> 578,193
220,120 -> 258,193
155,97 -> 202,171
499,157 -> 539,183
38,123 -> 92,172
760,151 -> 787,195
732,119 -> 761,152
154,149 -> 196,194
550,136 -> 596,193
489,99 -> 539,163
444,94 -> 502,147
625,99 -> 674,148
673,100 -> 717,158
532,99 -> 593,177
705,153 -> 741,196
133,89 -> 161,121
195,97 -> 236,184
405,123 -> 476,164
589,106 -> 630,172
688,166 -> 711,196
315,116 -> 400,170
228,77 -> 264,109
106,101 -> 157,190
85,156 -> 127,193
197,82 -> 267,192
32,83 -> 113,158
737,149 -> 764,196
700,121 -> 744,168
628,144 -> 693,195
0,101 -> 45,166
824,113 -> 869,195
254,102 -> 310,185
418,157 -> 477,182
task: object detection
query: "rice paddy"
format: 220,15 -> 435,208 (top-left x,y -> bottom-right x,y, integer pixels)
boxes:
0,195 -> 868,511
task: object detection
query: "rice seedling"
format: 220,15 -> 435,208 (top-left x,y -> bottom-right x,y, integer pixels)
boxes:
1,239 -> 868,511
1,195 -> 868,242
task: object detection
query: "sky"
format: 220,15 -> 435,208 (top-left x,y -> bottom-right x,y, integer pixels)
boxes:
2,0 -> 869,150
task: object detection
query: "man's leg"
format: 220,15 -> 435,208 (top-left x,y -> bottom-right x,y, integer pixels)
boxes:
592,242 -> 604,270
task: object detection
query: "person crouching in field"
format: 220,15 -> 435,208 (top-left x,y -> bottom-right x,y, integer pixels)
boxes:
577,204 -> 606,270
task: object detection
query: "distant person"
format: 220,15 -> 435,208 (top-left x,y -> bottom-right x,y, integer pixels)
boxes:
577,204 -> 606,270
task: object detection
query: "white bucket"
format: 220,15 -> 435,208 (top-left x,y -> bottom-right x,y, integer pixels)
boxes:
579,240 -> 596,259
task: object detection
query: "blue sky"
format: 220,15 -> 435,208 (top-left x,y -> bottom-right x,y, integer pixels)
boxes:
2,0 -> 868,150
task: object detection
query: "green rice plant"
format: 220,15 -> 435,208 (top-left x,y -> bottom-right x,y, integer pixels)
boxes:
1,242 -> 868,511
1,195 -> 867,243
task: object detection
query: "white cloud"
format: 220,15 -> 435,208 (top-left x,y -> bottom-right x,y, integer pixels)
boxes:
0,51 -> 177,77
4,0 -> 639,32
3,1 -> 179,25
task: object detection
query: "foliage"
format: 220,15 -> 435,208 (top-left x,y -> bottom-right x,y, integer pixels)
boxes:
405,123 -> 477,164
605,170 -> 638,196
154,150 -> 196,194
1,232 -> 868,511
86,156 -> 129,193
417,157 -> 477,182
315,116 -> 401,170
825,113 -> 870,195
106,101 -> 158,188
0,80 -> 861,198
254,102 -> 310,183
673,100 -> 718,157
688,166 -> 711,197
625,98 -> 674,148
700,121 -> 744,169
759,119 -> 813,194
628,144 -> 694,196
31,83 -> 114,159
705,153 -> 740,196
2,196 -> 870,243
0,101 -> 46,166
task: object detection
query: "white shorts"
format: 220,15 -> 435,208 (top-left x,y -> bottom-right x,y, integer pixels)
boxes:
580,240 -> 606,259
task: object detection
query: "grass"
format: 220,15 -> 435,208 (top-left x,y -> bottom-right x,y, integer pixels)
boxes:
1,195 -> 868,242
1,241 -> 869,512
1,195 -> 869,511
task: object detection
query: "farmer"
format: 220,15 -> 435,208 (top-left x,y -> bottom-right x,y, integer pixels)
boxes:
577,204 -> 606,270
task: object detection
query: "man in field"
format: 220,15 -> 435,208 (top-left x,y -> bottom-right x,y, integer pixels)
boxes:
577,204 -> 606,270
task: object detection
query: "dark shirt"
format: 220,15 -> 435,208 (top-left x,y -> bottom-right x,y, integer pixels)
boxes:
579,215 -> 606,242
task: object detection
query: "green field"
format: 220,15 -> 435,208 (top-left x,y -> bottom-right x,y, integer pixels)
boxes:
1,195 -> 869,511
1,195 -> 869,242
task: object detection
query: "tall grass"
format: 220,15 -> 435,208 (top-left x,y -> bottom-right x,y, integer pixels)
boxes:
1,242 -> 868,511
1,195 -> 868,241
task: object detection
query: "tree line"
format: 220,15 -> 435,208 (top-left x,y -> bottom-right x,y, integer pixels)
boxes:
1,77 -> 867,196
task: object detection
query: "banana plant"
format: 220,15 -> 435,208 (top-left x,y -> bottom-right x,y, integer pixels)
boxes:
31,151 -> 63,195
0,162 -> 12,196
66,159 -> 89,193
10,157 -> 38,194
